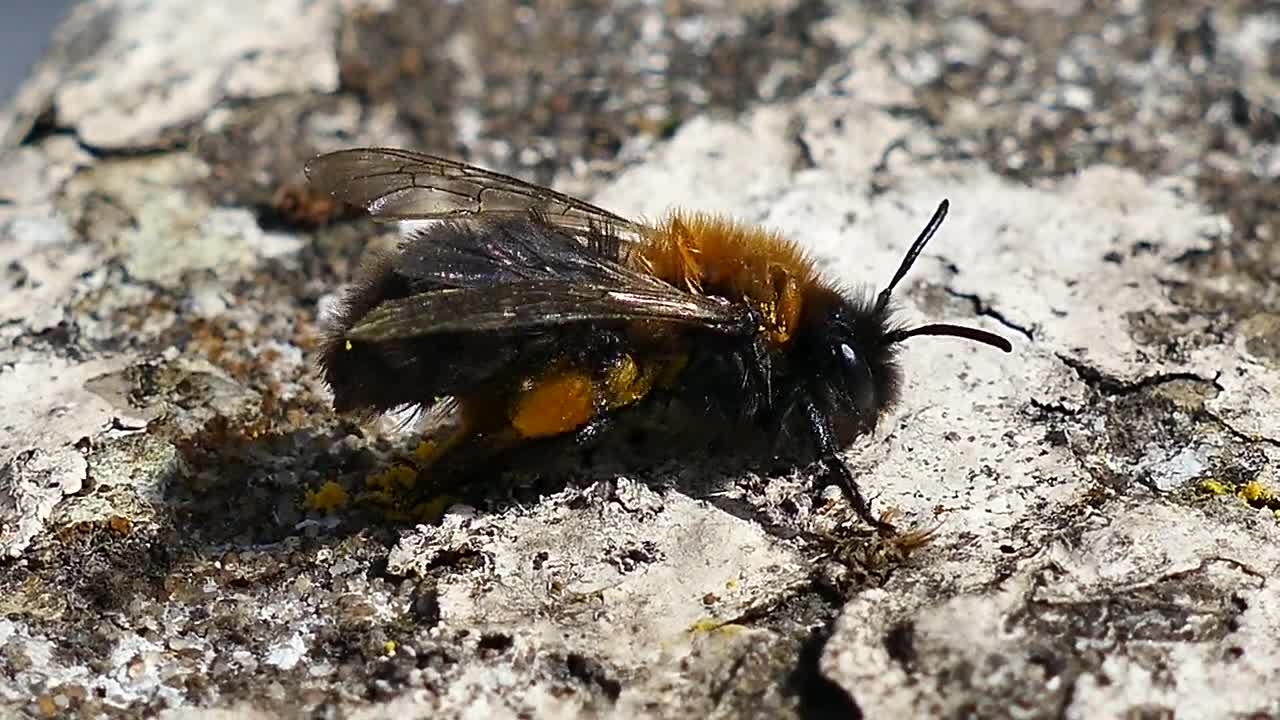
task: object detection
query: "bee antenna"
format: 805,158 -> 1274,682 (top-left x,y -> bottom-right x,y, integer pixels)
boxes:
883,323 -> 1013,352
874,199 -> 949,314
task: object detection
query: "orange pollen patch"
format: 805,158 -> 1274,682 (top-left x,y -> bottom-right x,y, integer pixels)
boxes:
510,372 -> 598,438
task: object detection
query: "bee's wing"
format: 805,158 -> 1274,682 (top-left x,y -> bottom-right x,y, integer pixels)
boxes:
304,147 -> 645,235
345,280 -> 754,342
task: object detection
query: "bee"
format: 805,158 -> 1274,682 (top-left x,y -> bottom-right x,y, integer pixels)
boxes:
305,148 -> 1011,533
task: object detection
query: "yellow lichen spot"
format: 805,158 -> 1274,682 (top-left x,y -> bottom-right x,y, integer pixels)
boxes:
687,618 -> 747,636
356,460 -> 461,524
687,618 -> 723,634
724,578 -> 739,590
1239,479 -> 1276,504
510,371 -> 597,438
304,481 -> 349,513
1198,477 -> 1231,495
1196,476 -> 1278,520
384,640 -> 397,655
357,489 -> 395,505
367,463 -> 420,492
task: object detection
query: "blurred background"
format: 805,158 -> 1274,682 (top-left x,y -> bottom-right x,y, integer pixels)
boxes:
0,0 -> 75,104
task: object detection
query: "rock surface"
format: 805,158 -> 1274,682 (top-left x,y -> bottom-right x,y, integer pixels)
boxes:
2,1 -> 1278,718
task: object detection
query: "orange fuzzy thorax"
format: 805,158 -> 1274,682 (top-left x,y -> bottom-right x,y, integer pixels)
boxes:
636,211 -> 820,346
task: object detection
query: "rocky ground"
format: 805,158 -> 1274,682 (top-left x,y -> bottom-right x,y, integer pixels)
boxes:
1,1 -> 1278,718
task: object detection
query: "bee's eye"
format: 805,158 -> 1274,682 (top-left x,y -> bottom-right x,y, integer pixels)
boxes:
838,342 -> 876,409
840,343 -> 858,365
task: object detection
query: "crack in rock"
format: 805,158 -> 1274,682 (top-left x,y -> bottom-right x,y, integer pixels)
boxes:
1201,408 -> 1280,450
1058,353 -> 1223,396
944,286 -> 1035,341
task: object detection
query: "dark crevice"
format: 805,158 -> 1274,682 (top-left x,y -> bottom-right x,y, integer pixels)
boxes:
792,126 -> 817,170
19,114 -> 75,147
703,576 -> 865,718
16,99 -> 184,156
1059,354 -> 1224,396
477,632 -> 513,654
883,621 -> 916,670
788,113 -> 817,171
868,136 -> 910,198
945,287 -> 1035,341
407,584 -> 441,627
22,114 -> 186,158
1134,471 -> 1166,497
717,560 -> 874,627
749,578 -> 863,720
872,137 -> 909,174
563,653 -> 622,702
74,137 -> 188,159
789,620 -> 863,720
1028,397 -> 1077,417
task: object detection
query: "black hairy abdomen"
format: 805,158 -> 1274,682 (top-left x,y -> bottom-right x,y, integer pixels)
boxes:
318,216 -> 632,416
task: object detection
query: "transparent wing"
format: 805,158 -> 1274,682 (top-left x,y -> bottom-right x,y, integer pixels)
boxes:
345,280 -> 754,342
304,147 -> 647,235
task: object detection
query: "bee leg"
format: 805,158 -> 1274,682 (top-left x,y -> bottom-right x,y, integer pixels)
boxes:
412,417 -> 473,470
748,338 -> 772,412
800,396 -> 897,536
410,393 -> 511,468
401,397 -> 522,498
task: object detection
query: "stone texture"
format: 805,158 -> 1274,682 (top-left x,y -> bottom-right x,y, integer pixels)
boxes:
1,1 -> 1278,718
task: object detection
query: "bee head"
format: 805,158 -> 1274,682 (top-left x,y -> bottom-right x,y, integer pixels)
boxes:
800,200 -> 1011,427
803,296 -> 902,416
